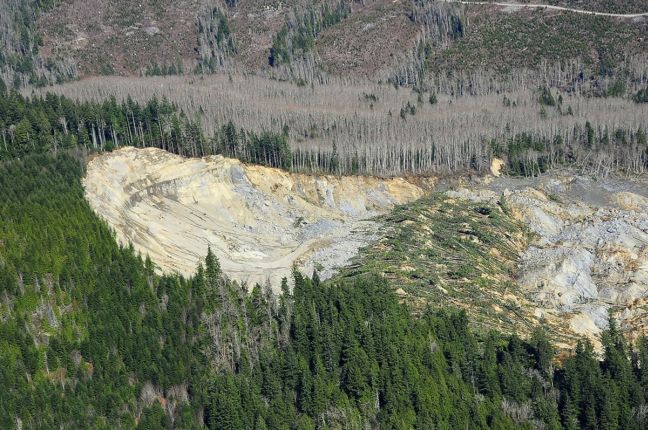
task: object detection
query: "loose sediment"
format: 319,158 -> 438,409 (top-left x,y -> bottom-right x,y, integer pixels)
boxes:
84,147 -> 432,290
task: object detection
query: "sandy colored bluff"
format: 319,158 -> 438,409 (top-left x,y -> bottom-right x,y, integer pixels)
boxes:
83,147 -> 432,290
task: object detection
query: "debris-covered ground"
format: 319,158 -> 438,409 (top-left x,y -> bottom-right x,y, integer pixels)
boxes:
340,170 -> 648,348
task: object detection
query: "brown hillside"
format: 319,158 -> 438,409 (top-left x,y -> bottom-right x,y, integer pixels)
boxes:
315,0 -> 419,79
32,0 -> 648,81
38,0 -> 207,76
228,0 -> 290,71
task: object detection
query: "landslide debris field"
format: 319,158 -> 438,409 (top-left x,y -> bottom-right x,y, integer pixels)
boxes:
342,173 -> 648,347
84,147 -> 431,288
85,148 -> 648,346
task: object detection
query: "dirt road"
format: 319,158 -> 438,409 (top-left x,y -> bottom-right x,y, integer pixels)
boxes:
446,0 -> 648,18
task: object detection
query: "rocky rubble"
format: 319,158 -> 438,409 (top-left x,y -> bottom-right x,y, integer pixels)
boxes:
450,173 -> 648,344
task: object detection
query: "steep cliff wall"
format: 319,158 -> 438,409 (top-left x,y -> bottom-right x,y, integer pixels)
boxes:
84,147 -> 431,289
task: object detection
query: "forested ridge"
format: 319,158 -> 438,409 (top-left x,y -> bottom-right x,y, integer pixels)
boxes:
1,153 -> 648,428
1,99 -> 648,428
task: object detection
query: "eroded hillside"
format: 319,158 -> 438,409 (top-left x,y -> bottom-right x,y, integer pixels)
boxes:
84,147 -> 648,346
498,175 -> 648,345
84,147 -> 431,288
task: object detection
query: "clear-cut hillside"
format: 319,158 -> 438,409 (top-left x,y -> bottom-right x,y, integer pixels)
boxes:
83,147 -> 431,288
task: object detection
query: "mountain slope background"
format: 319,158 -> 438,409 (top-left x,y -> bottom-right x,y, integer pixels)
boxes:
0,0 -> 646,88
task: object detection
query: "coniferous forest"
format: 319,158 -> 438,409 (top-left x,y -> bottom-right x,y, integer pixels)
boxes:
1,89 -> 648,429
1,0 -> 648,426
0,91 -> 291,169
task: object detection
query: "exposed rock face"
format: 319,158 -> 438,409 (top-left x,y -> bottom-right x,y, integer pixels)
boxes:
451,173 -> 648,345
84,147 -> 431,289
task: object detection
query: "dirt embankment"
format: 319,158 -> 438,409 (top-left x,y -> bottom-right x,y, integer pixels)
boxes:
84,147 -> 432,289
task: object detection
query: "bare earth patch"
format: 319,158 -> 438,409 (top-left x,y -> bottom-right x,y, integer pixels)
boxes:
38,0 -> 206,75
84,147 -> 432,289
315,0 -> 420,79
451,172 -> 648,348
